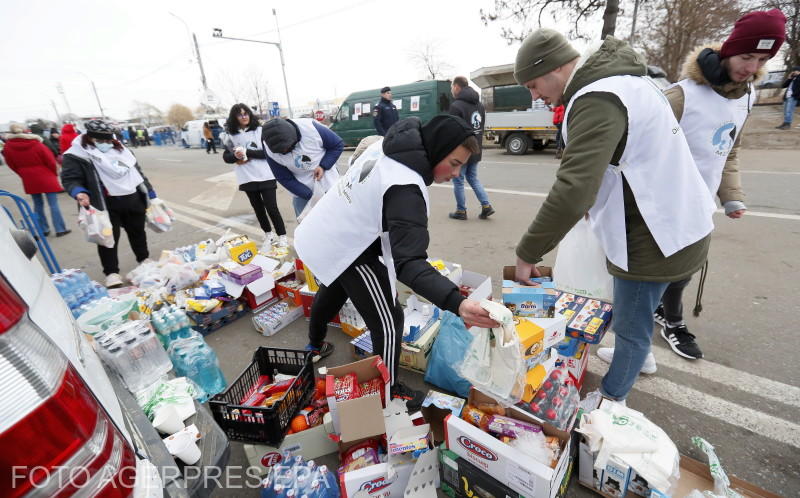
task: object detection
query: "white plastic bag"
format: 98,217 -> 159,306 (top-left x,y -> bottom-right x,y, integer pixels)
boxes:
685,437 -> 744,498
459,300 -> 527,404
146,198 -> 175,233
553,217 -> 614,302
296,181 -> 326,223
78,205 -> 115,248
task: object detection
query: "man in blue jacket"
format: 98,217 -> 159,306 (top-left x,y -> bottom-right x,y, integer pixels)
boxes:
373,86 -> 400,136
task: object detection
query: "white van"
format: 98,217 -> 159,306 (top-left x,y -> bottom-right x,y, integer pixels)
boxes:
180,118 -> 225,148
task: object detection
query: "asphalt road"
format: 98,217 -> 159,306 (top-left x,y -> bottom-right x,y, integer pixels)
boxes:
2,143 -> 798,497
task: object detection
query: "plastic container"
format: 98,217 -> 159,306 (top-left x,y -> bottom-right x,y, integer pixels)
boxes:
152,405 -> 185,434
209,347 -> 314,445
95,320 -> 172,392
167,332 -> 227,402
164,431 -> 202,465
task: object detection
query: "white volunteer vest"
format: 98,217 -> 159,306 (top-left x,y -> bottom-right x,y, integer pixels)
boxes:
228,127 -> 275,185
674,79 -> 752,197
294,140 -> 430,294
563,75 -> 715,271
264,118 -> 340,193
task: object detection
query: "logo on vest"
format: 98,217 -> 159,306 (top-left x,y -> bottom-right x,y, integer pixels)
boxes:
293,153 -> 314,170
337,158 -> 378,204
711,122 -> 736,156
470,111 -> 482,130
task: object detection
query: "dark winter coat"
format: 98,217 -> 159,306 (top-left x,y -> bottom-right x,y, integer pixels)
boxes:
373,97 -> 399,136
61,148 -> 154,211
783,74 -> 800,101
353,117 -> 466,315
2,134 -> 63,194
448,86 -> 485,161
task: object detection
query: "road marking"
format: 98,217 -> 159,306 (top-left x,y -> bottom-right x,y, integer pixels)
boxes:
741,170 -> 800,175
168,200 -> 264,238
481,160 -> 555,167
188,171 -> 239,211
600,334 -> 800,408
431,184 -> 800,220
586,360 -> 800,449
170,212 -> 228,236
156,158 -> 183,163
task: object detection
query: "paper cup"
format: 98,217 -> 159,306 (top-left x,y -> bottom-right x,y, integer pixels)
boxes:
152,405 -> 185,434
165,432 -> 202,465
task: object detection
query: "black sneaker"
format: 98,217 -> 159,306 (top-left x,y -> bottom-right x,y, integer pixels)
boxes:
449,210 -> 467,220
653,304 -> 666,327
776,123 -> 790,130
390,382 -> 425,412
660,324 -> 703,359
304,341 -> 334,363
478,205 -> 495,219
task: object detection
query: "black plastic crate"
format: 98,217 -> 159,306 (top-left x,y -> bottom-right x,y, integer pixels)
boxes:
209,347 -> 314,445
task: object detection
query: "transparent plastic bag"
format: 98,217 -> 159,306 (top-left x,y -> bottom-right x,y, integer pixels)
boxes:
78,205 -> 115,248
146,198 -> 175,233
684,437 -> 744,498
296,181 -> 326,223
458,300 -> 526,405
553,217 -> 613,302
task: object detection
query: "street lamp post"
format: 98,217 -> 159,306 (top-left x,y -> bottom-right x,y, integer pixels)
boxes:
213,9 -> 294,118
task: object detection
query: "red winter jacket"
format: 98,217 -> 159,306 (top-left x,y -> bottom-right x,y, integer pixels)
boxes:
552,105 -> 565,125
59,124 -> 79,153
2,136 -> 63,194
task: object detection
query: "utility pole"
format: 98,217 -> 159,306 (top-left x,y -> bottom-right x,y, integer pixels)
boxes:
192,33 -> 209,91
629,0 -> 641,46
56,82 -> 73,116
90,80 -> 106,119
213,8 -> 294,118
50,99 -> 61,123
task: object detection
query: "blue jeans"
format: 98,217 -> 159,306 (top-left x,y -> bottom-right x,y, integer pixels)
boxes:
293,196 -> 309,217
452,159 -> 490,211
31,192 -> 67,234
600,277 -> 670,401
784,96 -> 797,125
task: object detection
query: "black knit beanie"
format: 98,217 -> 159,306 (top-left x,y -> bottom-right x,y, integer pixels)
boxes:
262,118 -> 299,154
420,115 -> 474,167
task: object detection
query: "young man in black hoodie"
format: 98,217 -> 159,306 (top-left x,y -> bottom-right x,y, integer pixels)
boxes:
294,115 -> 498,409
447,76 -> 494,221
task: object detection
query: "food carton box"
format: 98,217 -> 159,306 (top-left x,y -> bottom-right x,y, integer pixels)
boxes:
242,412 -> 338,473
251,298 -> 304,337
502,266 -> 560,318
275,269 -> 305,307
515,316 -> 566,362
445,389 -> 573,498
399,260 -> 491,307
399,319 -> 441,374
325,356 -> 390,441
554,291 -> 613,344
522,348 -> 559,403
420,391 -> 466,444
299,284 -> 340,326
555,341 -> 589,388
439,447 -> 524,498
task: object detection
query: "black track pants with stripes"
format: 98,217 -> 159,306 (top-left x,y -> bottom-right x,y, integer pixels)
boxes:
308,258 -> 404,385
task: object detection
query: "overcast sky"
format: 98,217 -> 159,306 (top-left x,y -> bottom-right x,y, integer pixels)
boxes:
1,0 -> 591,123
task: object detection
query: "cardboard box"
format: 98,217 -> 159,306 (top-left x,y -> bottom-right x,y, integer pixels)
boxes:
445,389 -> 573,498
274,269 -> 305,307
522,348 -> 559,402
502,266 -> 560,318
325,356 -> 391,440
399,319 -> 441,373
339,300 -> 367,338
439,447 -> 524,498
299,284 -> 341,326
251,298 -> 304,337
242,413 -> 338,473
555,341 -> 589,388
420,391 -> 466,444
554,291 -> 613,344
398,260 -> 491,307
515,316 -> 566,362
220,255 -> 280,309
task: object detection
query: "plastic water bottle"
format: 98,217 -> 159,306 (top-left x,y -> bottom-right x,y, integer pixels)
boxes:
317,466 -> 338,497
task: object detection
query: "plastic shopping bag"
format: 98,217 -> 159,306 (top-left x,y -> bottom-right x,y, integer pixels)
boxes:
146,198 -> 175,233
424,311 -> 473,397
553,217 -> 614,302
684,437 -> 744,498
297,181 -> 326,223
458,300 -> 526,405
78,205 -> 115,248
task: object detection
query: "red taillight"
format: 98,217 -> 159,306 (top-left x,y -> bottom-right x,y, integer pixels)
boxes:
0,276 -> 136,497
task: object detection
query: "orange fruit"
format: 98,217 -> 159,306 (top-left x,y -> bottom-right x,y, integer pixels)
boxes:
315,378 -> 327,398
290,415 -> 309,433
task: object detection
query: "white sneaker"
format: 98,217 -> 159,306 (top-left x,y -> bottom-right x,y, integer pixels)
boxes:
263,231 -> 277,246
105,273 -> 123,288
597,347 -> 657,374
277,234 -> 289,248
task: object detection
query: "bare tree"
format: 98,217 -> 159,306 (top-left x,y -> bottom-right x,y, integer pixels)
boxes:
408,40 -> 454,80
761,0 -> 799,72
166,104 -> 194,128
637,0 -> 744,81
480,0 -> 621,43
129,101 -> 164,126
213,68 -> 272,114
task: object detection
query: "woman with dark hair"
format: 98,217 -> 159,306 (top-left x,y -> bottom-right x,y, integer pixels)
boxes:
223,104 -> 287,247
61,120 -> 158,288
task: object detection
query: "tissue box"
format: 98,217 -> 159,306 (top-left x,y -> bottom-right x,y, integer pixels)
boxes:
222,264 -> 263,285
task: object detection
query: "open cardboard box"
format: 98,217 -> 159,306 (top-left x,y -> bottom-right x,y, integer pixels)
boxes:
444,388 -> 574,498
324,356 -> 390,441
242,412 -> 338,473
398,260 -> 491,306
220,255 -> 279,309
502,265 -> 560,318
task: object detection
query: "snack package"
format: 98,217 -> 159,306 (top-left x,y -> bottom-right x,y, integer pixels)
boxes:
359,377 -> 386,405
486,414 -> 544,438
339,439 -> 381,474
461,405 -> 490,430
260,377 -> 296,396
334,373 -> 362,401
